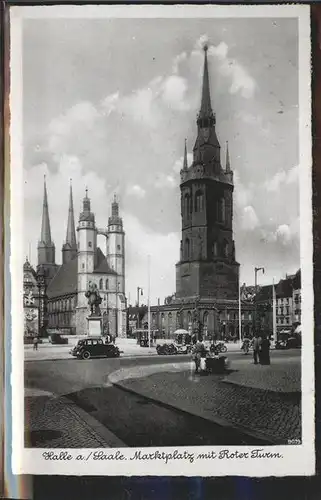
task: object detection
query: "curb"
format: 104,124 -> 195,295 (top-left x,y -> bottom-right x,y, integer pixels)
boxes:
111,380 -> 282,446
25,387 -> 126,448
60,395 -> 126,448
24,353 -> 179,363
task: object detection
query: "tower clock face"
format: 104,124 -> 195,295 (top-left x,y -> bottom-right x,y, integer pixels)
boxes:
202,128 -> 210,142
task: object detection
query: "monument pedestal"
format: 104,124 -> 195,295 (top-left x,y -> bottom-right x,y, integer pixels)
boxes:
87,316 -> 102,337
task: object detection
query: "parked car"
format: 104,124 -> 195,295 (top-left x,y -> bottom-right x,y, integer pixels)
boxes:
275,336 -> 301,350
70,337 -> 120,359
49,333 -> 68,344
156,343 -> 178,355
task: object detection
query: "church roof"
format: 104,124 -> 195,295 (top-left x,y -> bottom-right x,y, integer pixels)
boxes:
47,257 -> 78,298
93,247 -> 117,275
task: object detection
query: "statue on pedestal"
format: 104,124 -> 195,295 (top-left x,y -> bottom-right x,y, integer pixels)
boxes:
85,282 -> 102,316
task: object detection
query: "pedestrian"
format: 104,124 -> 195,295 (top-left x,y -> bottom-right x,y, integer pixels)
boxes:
33,336 -> 38,351
252,333 -> 261,365
192,339 -> 206,374
260,334 -> 271,365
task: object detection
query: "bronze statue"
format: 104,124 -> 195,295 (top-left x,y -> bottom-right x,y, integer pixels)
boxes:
85,282 -> 102,316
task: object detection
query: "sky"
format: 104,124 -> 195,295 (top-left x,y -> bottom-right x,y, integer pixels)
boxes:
22,16 -> 300,305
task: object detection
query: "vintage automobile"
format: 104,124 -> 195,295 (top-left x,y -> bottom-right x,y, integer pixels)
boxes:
70,337 -> 120,359
275,335 -> 301,350
156,343 -> 179,355
49,333 -> 68,345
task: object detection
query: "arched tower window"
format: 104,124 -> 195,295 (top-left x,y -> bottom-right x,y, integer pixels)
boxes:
184,238 -> 190,260
99,278 -> 103,289
212,241 -> 218,258
223,240 -> 229,258
105,279 -> 109,289
195,190 -> 204,212
218,198 -> 226,223
184,193 -> 191,219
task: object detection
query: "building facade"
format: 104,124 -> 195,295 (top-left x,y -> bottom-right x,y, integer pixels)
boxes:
149,45 -> 253,341
32,180 -> 127,337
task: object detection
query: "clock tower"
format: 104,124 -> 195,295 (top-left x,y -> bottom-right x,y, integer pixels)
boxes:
176,45 -> 239,300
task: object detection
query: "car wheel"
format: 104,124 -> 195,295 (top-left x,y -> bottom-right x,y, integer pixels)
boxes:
82,351 -> 90,360
221,345 -> 227,353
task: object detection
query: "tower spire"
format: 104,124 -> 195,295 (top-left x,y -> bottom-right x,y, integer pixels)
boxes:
183,139 -> 188,170
198,44 -> 214,120
65,180 -> 77,246
226,141 -> 231,172
40,175 -> 52,244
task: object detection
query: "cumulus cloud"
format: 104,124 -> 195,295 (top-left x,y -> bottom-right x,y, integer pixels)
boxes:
126,184 -> 146,199
172,152 -> 193,173
265,165 -> 299,192
241,205 -> 259,231
207,40 -> 256,98
161,75 -> 189,111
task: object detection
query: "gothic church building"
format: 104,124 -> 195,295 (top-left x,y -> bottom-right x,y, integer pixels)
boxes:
27,181 -> 127,337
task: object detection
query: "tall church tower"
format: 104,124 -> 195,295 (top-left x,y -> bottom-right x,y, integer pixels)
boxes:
62,181 -> 77,264
107,195 -> 125,294
76,189 -> 97,312
37,177 -> 58,281
176,45 -> 239,300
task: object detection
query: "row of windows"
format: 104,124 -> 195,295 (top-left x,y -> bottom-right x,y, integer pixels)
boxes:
183,238 -> 229,260
183,192 -> 227,224
151,311 -> 253,323
278,307 -> 290,315
48,297 -> 76,313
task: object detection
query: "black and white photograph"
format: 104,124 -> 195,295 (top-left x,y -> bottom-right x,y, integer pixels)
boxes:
10,5 -> 314,477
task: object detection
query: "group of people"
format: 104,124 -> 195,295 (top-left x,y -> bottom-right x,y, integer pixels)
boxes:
252,333 -> 271,365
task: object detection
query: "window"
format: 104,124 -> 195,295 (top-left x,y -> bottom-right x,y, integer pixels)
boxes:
195,190 -> 204,212
223,240 -> 229,258
212,241 -> 218,257
249,313 -> 252,321
184,193 -> 190,218
88,242 -> 92,248
82,263 -> 85,269
99,278 -> 103,289
117,244 -> 121,251
218,198 -> 225,223
185,238 -> 190,260
105,279 -> 109,289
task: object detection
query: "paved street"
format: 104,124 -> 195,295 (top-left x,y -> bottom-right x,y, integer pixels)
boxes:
25,349 -> 301,448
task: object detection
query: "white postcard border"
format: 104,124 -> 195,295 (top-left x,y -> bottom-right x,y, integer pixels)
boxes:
9,4 -> 314,477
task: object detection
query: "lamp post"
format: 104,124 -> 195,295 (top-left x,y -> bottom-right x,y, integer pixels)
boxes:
136,286 -> 143,329
36,267 -> 46,337
254,266 -> 265,334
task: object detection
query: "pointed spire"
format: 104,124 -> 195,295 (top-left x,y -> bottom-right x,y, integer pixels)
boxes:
65,180 -> 76,246
199,44 -> 214,120
226,141 -> 231,172
83,186 -> 91,212
112,193 -> 119,217
183,139 -> 188,170
40,176 -> 52,244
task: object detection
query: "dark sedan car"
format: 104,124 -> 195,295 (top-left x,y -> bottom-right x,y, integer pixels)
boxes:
70,337 -> 120,360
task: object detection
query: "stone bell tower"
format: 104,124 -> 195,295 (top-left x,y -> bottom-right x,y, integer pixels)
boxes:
175,45 -> 239,300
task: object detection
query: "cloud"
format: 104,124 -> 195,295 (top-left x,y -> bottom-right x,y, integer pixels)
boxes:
241,205 -> 259,231
265,165 -> 299,192
126,184 -> 146,199
207,40 -> 256,98
172,152 -> 193,173
153,174 -> 176,189
161,75 -> 189,111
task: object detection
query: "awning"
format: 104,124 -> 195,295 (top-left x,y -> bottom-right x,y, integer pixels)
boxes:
174,329 -> 189,335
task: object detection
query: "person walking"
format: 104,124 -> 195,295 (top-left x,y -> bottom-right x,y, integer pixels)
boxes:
260,334 -> 271,365
192,339 -> 206,374
33,336 -> 39,351
252,333 -> 261,365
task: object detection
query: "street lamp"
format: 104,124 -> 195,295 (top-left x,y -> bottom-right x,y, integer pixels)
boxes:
254,266 -> 265,333
136,286 -> 143,329
36,267 -> 46,337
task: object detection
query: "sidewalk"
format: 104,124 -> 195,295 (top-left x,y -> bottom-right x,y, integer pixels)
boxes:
25,388 -> 125,448
109,358 -> 301,444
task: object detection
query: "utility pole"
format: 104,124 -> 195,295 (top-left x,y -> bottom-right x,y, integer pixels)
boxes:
136,286 -> 143,329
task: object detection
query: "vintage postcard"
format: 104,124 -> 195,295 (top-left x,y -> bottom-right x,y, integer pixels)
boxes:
9,4 -> 314,476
